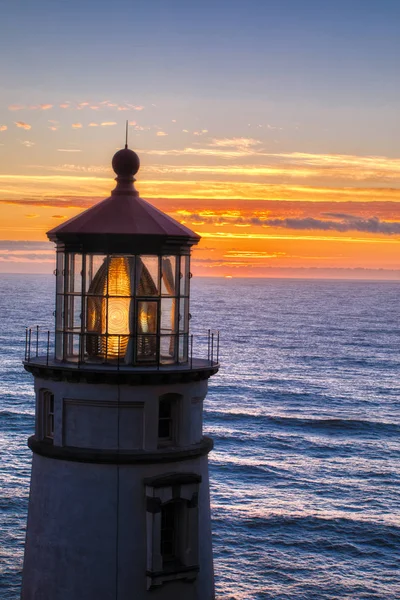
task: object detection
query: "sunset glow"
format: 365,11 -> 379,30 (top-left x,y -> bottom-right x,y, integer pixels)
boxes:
0,0 -> 399,279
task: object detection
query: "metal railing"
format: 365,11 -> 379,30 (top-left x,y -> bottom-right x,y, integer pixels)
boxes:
24,326 -> 220,370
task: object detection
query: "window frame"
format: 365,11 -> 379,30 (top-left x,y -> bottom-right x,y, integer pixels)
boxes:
39,389 -> 55,441
145,473 -> 201,590
157,394 -> 181,448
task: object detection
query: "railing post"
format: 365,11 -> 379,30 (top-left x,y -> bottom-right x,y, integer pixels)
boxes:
216,331 -> 220,364
207,329 -> 211,362
36,325 -> 39,357
28,328 -> 32,362
25,327 -> 28,361
117,336 -> 120,371
190,334 -> 193,370
211,332 -> 214,365
46,331 -> 50,366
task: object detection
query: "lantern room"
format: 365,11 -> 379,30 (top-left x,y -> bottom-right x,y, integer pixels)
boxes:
47,146 -> 200,367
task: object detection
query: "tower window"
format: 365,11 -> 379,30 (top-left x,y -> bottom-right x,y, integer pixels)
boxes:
160,501 -> 181,565
41,390 -> 54,440
158,398 -> 173,442
157,394 -> 181,447
145,472 -> 201,589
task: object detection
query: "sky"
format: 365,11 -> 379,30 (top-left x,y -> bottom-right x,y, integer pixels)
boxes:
0,0 -> 399,278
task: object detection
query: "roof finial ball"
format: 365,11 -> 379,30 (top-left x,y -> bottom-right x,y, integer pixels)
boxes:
112,147 -> 140,179
112,119 -> 140,182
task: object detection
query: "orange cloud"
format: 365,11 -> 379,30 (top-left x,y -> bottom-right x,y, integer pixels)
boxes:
39,104 -> 53,110
88,122 -> 99,127
8,104 -> 25,111
156,131 -> 168,137
72,123 -> 82,129
60,103 -> 70,109
100,122 -> 117,127
0,125 -> 7,132
21,141 -> 35,147
209,137 -> 261,148
15,121 -> 31,130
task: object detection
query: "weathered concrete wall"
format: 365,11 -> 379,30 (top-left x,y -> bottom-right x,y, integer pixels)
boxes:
21,453 -> 214,600
33,378 -> 207,450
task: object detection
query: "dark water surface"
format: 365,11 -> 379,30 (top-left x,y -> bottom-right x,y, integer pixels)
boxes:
1,275 -> 399,599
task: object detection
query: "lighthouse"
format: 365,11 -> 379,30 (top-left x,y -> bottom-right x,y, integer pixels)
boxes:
21,144 -> 219,599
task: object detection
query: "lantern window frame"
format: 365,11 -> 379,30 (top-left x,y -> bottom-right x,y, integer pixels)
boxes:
54,250 -> 192,367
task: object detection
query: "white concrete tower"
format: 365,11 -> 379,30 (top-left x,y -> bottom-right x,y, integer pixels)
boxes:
21,145 -> 219,600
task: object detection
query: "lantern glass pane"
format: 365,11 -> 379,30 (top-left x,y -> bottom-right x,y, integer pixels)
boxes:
55,332 -> 63,361
136,256 -> 159,296
179,334 -> 188,363
73,254 -> 82,293
85,255 -> 107,292
161,256 -> 177,296
56,252 -> 64,294
179,298 -> 188,333
160,335 -> 177,364
56,294 -> 64,331
180,255 -> 189,297
161,297 -> 177,334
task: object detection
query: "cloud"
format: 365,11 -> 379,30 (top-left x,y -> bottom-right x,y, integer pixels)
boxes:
57,148 -> 82,152
72,123 -> 82,129
209,137 -> 262,149
29,163 -> 110,174
88,122 -> 99,127
156,131 -> 168,137
8,104 -> 25,111
183,211 -> 400,235
51,214 -> 67,219
0,125 -> 7,132
15,121 -> 32,130
60,103 -> 70,109
0,240 -> 55,262
224,250 -> 286,259
146,147 -> 261,158
21,140 -> 35,148
25,214 -> 39,218
101,122 -> 117,126
39,104 -> 53,110
262,216 -> 400,235
133,125 -> 150,131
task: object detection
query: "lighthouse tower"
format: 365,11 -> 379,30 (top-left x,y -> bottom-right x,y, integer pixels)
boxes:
21,145 -> 219,600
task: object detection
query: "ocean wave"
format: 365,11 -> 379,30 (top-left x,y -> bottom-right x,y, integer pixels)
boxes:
206,410 -> 400,437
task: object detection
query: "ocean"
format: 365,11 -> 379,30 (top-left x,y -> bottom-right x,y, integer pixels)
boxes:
0,274 -> 399,599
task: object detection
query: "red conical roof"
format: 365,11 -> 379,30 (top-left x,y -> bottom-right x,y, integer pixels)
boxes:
47,147 -> 200,253
47,193 -> 198,239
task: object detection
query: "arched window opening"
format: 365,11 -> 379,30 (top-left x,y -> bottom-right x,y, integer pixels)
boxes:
158,394 -> 181,447
39,390 -> 54,441
160,500 -> 183,567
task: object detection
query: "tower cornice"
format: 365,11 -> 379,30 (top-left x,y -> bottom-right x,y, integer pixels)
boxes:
27,435 -> 213,464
